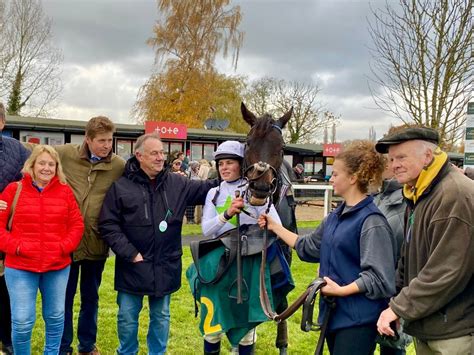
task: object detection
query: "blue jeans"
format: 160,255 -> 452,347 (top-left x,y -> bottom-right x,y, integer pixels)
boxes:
60,259 -> 106,353
5,266 -> 70,355
117,291 -> 171,355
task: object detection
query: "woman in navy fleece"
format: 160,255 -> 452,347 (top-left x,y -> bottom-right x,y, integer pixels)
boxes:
259,140 -> 397,355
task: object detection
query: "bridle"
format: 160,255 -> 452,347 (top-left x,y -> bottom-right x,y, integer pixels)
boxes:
241,124 -> 283,208
241,162 -> 278,207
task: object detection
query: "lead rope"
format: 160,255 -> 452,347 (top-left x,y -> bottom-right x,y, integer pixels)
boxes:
259,197 -> 278,319
258,197 -> 329,325
235,190 -> 244,304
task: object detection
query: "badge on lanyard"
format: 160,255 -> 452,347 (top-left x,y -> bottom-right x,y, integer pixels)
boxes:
159,209 -> 172,232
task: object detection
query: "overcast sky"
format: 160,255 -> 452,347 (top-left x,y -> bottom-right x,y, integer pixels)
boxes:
41,0 -> 399,142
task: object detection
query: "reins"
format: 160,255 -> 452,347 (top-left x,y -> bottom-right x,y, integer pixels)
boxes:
242,122 -> 328,326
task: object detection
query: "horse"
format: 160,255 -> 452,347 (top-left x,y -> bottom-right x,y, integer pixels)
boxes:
189,104 -> 326,354
240,102 -> 296,354
240,102 -> 292,207
240,103 -> 331,354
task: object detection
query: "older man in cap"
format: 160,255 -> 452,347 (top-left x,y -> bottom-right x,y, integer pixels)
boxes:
375,127 -> 474,355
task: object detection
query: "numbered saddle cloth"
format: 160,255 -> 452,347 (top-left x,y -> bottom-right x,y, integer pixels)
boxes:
186,243 -> 294,346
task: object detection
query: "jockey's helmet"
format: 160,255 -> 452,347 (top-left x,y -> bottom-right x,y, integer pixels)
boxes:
213,140 -> 244,161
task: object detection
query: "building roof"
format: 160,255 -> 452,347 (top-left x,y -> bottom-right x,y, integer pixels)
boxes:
5,115 -> 323,154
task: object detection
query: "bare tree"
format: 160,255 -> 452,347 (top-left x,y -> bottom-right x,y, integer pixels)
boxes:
243,77 -> 278,117
244,77 -> 339,144
368,0 -> 473,147
0,0 -> 62,116
0,2 -> 13,81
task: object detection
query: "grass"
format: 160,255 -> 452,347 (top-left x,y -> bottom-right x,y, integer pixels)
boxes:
29,220 -> 415,354
32,250 -> 325,354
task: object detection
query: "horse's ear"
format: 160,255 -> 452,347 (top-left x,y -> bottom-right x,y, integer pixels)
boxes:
277,107 -> 293,129
241,102 -> 257,127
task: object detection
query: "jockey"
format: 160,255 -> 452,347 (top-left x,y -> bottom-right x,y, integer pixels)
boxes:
187,140 -> 293,355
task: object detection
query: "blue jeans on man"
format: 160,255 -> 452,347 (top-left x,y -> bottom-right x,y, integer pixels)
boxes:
116,291 -> 171,355
5,266 -> 70,355
60,259 -> 106,354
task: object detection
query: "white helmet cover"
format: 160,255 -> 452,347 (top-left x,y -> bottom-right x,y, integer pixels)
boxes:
213,140 -> 245,160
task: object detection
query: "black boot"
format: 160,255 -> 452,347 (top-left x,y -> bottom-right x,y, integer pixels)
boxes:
238,343 -> 255,355
204,340 -> 220,355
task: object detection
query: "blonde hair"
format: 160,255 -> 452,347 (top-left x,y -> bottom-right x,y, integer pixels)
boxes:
22,145 -> 67,184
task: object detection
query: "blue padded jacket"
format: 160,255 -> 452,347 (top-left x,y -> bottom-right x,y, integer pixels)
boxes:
0,134 -> 30,192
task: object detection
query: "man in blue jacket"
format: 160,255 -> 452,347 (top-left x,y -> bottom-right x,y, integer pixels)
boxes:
98,133 -> 217,355
0,102 -> 30,355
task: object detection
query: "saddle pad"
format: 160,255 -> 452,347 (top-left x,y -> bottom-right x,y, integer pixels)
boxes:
219,224 -> 277,256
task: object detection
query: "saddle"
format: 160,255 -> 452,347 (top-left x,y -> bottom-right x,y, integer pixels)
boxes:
220,223 -> 276,256
190,224 -> 276,285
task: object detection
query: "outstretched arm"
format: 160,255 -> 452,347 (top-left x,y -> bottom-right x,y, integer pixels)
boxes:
258,213 -> 298,247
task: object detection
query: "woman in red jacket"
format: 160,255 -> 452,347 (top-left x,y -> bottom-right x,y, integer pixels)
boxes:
0,145 -> 84,355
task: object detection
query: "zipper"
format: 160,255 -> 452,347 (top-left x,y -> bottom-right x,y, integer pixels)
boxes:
142,189 -> 149,220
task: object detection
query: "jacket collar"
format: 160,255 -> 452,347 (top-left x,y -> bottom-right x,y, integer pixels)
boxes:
404,154 -> 450,206
334,195 -> 374,217
381,178 -> 402,194
23,172 -> 60,191
124,156 -> 167,189
79,141 -> 113,163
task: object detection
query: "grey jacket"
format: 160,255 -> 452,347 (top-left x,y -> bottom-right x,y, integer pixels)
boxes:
373,179 -> 406,261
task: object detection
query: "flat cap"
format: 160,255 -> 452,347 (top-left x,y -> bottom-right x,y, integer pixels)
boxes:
375,127 -> 439,153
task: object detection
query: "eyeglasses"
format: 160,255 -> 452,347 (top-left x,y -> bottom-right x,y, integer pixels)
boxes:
173,162 -> 182,166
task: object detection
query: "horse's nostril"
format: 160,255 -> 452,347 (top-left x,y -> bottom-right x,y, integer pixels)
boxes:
251,182 -> 271,192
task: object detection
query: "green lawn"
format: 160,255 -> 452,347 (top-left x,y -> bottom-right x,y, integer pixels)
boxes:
29,220 -> 415,354
30,248 -> 416,354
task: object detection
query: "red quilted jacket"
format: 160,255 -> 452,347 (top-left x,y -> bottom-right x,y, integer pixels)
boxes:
0,173 -> 84,272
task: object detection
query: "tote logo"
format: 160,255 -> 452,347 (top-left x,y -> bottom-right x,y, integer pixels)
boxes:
323,143 -> 342,157
145,121 -> 188,139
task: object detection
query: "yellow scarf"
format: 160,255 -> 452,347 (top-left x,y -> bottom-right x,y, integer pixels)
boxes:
403,147 -> 447,204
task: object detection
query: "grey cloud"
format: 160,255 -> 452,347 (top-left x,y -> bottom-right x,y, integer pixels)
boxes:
237,0 -> 378,75
38,0 -> 395,140
44,0 -> 156,71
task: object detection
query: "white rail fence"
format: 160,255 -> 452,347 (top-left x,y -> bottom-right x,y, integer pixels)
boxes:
292,184 -> 334,217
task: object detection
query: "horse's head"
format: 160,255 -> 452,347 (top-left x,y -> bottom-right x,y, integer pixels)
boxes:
241,102 -> 292,206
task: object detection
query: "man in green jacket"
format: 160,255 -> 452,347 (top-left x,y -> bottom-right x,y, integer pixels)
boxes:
58,116 -> 125,355
375,127 -> 474,355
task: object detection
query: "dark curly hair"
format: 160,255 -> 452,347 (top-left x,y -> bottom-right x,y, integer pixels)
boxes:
336,140 -> 386,193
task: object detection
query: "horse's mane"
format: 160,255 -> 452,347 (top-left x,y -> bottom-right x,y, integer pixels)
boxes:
250,114 -> 275,139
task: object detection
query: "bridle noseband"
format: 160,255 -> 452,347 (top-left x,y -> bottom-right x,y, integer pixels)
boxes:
242,124 -> 283,207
